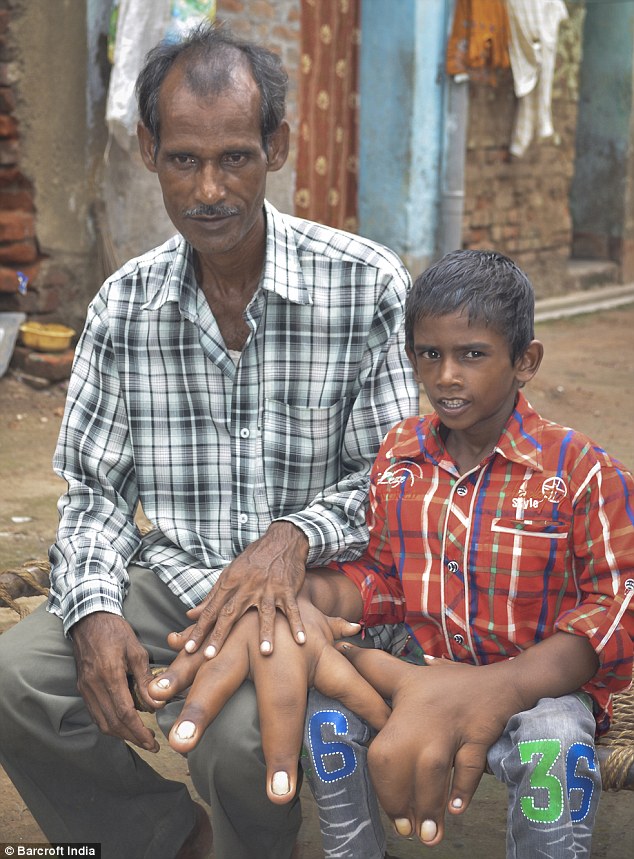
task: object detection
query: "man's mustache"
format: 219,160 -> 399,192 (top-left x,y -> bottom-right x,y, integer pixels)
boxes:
184,204 -> 240,218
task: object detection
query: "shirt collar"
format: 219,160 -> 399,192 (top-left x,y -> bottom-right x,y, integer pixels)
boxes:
260,200 -> 312,305
390,391 -> 544,472
141,201 -> 312,315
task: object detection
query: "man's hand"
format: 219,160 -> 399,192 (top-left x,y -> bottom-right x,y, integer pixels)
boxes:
71,612 -> 162,752
181,521 -> 309,658
337,646 -> 526,847
149,600 -> 391,804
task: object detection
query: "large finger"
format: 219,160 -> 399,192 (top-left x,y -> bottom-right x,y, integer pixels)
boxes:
447,743 -> 488,816
147,646 -> 205,702
250,639 -> 308,804
256,593 -> 307,656
167,642 -> 250,754
312,646 -> 391,731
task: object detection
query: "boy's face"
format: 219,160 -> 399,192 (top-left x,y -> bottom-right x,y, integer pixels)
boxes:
406,311 -> 542,447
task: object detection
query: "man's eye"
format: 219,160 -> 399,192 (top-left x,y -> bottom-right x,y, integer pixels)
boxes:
224,153 -> 247,166
173,155 -> 196,166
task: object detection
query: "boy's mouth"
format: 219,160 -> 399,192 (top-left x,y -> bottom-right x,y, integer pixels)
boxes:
437,398 -> 469,411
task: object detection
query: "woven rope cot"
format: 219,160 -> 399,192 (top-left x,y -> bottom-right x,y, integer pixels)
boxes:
1,560 -> 633,791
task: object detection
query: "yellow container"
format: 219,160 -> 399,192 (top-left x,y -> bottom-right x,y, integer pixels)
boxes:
19,322 -> 76,353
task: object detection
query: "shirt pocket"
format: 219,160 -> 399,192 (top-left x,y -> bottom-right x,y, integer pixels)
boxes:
490,517 -> 570,573
262,397 -> 350,517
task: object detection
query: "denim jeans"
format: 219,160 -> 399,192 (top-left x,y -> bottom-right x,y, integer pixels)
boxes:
302,689 -> 600,859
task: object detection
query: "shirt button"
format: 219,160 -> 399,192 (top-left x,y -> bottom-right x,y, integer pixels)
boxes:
240,427 -> 250,439
453,634 -> 465,645
239,513 -> 249,525
456,485 -> 468,496
447,560 -> 460,573
625,578 -> 634,592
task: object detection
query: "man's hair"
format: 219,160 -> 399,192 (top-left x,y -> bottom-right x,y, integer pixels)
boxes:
135,22 -> 288,154
405,249 -> 535,363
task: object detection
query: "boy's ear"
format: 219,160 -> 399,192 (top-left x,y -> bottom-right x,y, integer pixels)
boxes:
515,339 -> 544,386
405,345 -> 420,382
137,122 -> 158,173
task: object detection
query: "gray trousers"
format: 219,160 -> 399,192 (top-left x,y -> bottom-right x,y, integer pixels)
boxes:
0,565 -> 300,859
304,688 -> 601,858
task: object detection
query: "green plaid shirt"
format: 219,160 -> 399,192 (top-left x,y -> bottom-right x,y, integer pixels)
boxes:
48,202 -> 418,634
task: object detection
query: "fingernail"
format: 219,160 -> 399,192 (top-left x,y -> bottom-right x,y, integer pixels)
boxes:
271,771 -> 290,795
339,643 -> 352,651
155,677 -> 170,689
420,819 -> 437,842
394,818 -> 412,836
260,640 -> 272,654
296,631 -> 306,644
175,720 -> 196,740
452,797 -> 463,809
185,640 -> 196,653
204,645 -> 216,659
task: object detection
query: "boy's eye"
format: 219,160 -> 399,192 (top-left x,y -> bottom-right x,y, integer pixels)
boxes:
465,350 -> 485,359
421,349 -> 440,360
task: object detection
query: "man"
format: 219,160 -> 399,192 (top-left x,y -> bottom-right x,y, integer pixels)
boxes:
0,23 -> 417,859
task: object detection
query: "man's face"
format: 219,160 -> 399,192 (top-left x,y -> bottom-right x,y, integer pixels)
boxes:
138,62 -> 288,262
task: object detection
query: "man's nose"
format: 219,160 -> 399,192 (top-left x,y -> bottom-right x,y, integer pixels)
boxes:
197,162 -> 225,202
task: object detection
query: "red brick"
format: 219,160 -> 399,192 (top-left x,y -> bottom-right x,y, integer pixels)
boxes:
0,260 -> 40,294
0,240 -> 38,264
0,188 -> 34,211
0,113 -> 16,137
10,345 -> 75,382
0,211 -> 35,242
0,86 -> 14,113
0,136 -> 18,165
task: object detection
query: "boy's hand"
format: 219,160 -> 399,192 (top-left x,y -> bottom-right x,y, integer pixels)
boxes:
148,600 -> 391,804
338,645 -> 526,847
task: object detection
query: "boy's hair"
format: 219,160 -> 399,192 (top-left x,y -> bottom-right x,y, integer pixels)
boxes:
135,22 -> 288,155
405,249 -> 535,363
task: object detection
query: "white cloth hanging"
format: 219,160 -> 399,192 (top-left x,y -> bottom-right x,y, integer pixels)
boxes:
506,0 -> 568,157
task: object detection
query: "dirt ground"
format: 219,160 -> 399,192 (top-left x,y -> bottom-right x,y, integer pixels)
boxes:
0,304 -> 633,856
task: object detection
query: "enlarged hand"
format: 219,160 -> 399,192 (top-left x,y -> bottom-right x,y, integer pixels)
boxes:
149,600 -> 391,804
338,646 -> 526,846
71,612 -> 161,752
182,521 -> 308,658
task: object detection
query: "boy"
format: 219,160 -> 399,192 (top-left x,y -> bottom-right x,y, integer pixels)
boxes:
302,249 -> 634,858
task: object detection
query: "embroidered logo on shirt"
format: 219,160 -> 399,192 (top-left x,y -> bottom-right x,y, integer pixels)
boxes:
377,460 -> 423,487
541,476 -> 568,503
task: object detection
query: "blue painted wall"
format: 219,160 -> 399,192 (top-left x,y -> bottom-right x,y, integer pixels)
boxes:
570,1 -> 634,248
358,0 -> 449,273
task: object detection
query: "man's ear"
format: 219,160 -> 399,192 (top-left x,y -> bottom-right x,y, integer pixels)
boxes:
266,121 -> 290,173
515,339 -> 544,387
137,122 -> 158,173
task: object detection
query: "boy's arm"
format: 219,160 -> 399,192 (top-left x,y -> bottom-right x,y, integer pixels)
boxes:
340,630 -> 599,848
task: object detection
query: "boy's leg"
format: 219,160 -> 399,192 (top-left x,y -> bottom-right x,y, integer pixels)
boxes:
302,688 -> 386,859
487,694 -> 600,859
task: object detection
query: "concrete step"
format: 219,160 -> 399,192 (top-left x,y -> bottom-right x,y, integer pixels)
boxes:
536,281 -> 634,322
564,258 -> 620,292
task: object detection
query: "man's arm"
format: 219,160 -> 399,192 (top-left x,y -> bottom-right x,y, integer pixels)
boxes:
48,298 -> 142,635
339,630 -> 599,847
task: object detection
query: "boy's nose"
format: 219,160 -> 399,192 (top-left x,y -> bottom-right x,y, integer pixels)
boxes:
438,358 -> 461,387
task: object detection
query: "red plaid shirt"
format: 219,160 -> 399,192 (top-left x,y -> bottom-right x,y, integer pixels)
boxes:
340,393 -> 634,734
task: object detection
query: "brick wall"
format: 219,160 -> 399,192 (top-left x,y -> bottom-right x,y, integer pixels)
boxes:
0,0 -> 67,320
461,5 -> 584,297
